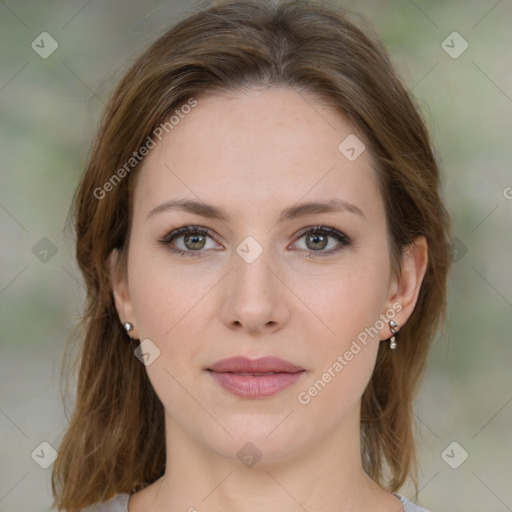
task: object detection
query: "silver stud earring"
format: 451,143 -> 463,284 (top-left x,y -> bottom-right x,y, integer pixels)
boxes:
123,322 -> 134,337
389,320 -> 399,350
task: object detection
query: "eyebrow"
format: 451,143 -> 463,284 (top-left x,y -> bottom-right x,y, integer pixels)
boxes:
146,198 -> 365,222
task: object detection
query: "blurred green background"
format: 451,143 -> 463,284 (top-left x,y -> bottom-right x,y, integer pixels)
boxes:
0,1 -> 511,511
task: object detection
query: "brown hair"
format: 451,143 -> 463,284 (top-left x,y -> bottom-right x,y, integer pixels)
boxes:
52,0 -> 452,509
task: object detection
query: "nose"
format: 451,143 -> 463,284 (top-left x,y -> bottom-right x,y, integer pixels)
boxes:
220,246 -> 290,335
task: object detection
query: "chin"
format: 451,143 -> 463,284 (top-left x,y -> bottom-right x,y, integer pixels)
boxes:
200,415 -> 313,466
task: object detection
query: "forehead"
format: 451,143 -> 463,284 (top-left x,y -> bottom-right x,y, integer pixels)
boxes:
132,87 -> 383,223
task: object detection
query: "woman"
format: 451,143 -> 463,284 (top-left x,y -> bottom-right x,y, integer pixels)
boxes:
52,1 -> 452,511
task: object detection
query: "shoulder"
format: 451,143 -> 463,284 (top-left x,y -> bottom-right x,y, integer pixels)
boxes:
394,493 -> 431,512
80,492 -> 130,512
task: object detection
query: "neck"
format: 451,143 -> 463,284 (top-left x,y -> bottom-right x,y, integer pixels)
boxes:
139,409 -> 396,512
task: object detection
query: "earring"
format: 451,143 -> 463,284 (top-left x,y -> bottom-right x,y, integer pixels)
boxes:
123,322 -> 134,337
389,320 -> 399,349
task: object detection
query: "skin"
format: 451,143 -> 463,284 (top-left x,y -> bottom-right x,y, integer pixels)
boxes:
110,86 -> 428,512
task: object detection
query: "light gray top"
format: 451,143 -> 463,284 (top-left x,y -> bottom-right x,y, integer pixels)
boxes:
80,491 -> 430,511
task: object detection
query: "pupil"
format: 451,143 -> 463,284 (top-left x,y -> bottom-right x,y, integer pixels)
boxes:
307,233 -> 327,250
185,234 -> 205,250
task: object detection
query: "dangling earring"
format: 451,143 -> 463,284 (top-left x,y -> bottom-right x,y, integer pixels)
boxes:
123,322 -> 134,338
389,320 -> 399,349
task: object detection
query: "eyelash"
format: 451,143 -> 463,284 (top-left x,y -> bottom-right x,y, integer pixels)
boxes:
156,224 -> 352,258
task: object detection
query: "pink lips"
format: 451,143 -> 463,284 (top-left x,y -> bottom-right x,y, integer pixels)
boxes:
207,356 -> 305,399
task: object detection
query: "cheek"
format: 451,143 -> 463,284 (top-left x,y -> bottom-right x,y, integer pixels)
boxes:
290,254 -> 389,407
126,248 -> 210,414
126,244 -> 220,393
127,242 -> 210,340
293,267 -> 385,413
291,256 -> 390,345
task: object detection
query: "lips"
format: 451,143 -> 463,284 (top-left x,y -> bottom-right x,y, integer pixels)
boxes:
208,356 -> 304,374
207,356 -> 305,399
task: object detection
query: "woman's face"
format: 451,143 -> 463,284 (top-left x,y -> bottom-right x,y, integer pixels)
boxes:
111,87 -> 421,464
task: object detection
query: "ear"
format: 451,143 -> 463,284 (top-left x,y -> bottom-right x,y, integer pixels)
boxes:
380,236 -> 428,337
108,248 -> 137,336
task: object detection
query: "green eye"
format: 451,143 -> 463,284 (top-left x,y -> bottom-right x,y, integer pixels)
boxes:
158,224 -> 351,258
293,226 -> 351,256
182,233 -> 207,250
158,225 -> 218,258
305,232 -> 329,250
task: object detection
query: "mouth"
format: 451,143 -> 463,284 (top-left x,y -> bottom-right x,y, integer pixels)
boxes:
207,356 -> 304,374
206,356 -> 306,399
227,371 -> 279,376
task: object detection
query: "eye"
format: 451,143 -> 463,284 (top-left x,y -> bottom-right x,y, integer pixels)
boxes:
157,225 -> 220,257
157,224 -> 352,259
292,225 -> 351,257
